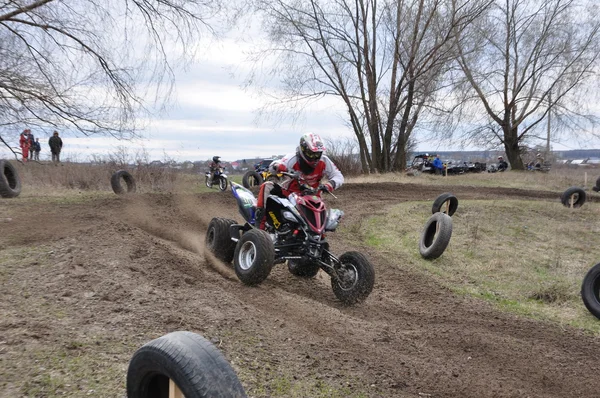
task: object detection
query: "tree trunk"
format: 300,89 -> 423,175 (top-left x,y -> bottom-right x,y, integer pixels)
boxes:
503,126 -> 524,170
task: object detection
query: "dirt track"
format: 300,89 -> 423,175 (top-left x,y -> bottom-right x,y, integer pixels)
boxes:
1,182 -> 599,397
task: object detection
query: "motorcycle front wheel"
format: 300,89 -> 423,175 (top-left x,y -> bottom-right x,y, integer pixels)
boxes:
205,176 -> 212,188
218,176 -> 228,192
331,251 -> 374,305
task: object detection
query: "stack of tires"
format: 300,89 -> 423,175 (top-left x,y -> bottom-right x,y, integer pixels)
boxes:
419,193 -> 457,260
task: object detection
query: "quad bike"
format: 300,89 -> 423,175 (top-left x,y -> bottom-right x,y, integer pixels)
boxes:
205,167 -> 228,191
206,172 -> 375,305
242,158 -> 282,189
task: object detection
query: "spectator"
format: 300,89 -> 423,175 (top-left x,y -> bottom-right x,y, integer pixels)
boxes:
19,129 -> 31,162
27,131 -> 35,160
432,154 -> 444,175
497,156 -> 509,172
535,153 -> 544,169
33,138 -> 41,161
49,131 -> 63,163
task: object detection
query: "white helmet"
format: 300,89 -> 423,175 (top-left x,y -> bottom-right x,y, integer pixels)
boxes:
298,132 -> 326,168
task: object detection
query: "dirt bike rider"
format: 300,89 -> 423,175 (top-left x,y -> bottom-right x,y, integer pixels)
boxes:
208,156 -> 222,184
255,132 -> 344,229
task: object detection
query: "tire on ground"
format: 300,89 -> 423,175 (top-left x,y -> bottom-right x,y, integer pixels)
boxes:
593,176 -> 600,192
331,251 -> 375,305
127,331 -> 247,398
206,217 -> 237,263
288,259 -> 320,278
419,212 -> 453,260
431,192 -> 458,216
0,160 -> 21,198
581,262 -> 600,320
560,187 -> 586,208
111,170 -> 136,195
242,170 -> 263,189
234,229 -> 274,285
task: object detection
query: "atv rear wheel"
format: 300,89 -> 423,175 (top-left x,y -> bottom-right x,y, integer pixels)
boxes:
331,251 -> 374,305
234,229 -> 274,285
288,259 -> 320,278
205,218 -> 237,263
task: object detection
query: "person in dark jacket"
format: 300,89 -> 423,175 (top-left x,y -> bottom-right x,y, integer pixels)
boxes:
497,156 -> 509,172
33,138 -> 41,161
48,131 -> 63,163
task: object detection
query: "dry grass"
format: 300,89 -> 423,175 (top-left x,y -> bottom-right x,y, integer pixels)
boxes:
355,197 -> 600,334
7,161 -> 206,196
347,166 -> 599,192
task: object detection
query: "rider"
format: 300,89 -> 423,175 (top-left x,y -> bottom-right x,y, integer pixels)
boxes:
208,156 -> 221,183
255,132 -> 344,229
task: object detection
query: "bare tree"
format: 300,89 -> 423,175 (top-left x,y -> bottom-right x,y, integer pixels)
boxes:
247,0 -> 491,172
453,0 -> 600,169
0,0 -> 222,155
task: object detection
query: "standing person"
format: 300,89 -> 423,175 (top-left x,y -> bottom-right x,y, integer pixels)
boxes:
33,138 -> 41,161
27,130 -> 35,160
19,129 -> 31,162
48,131 -> 63,163
432,154 -> 444,175
255,132 -> 344,229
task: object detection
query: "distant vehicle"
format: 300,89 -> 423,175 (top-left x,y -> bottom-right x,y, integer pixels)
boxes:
409,154 -> 485,175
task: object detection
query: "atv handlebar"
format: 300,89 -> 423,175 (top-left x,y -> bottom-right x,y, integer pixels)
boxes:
279,171 -> 337,199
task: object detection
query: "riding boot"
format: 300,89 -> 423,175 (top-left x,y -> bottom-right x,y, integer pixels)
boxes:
255,207 -> 266,229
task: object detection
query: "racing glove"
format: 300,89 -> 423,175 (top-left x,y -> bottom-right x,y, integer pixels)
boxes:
319,183 -> 334,193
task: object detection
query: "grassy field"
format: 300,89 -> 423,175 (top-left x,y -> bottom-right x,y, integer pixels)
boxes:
345,167 -> 600,334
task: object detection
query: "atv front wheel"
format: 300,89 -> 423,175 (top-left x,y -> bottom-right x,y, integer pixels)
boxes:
234,229 -> 274,285
288,259 -> 320,278
331,251 -> 375,305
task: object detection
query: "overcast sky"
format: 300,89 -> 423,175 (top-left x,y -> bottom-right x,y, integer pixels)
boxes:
2,17 -> 600,163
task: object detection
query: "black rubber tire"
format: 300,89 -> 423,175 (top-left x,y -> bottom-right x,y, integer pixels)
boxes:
331,251 -> 375,305
594,176 -> 600,192
0,160 -> 22,198
233,229 -> 274,285
218,176 -> 228,192
205,175 -> 212,188
242,170 -> 263,189
419,212 -> 453,260
560,187 -> 586,208
288,259 -> 320,278
111,170 -> 136,195
127,331 -> 247,398
582,263 -> 600,320
206,218 -> 237,263
431,192 -> 458,216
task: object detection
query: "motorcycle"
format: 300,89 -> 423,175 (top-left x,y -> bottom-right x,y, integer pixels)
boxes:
205,172 -> 375,305
205,167 -> 228,192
